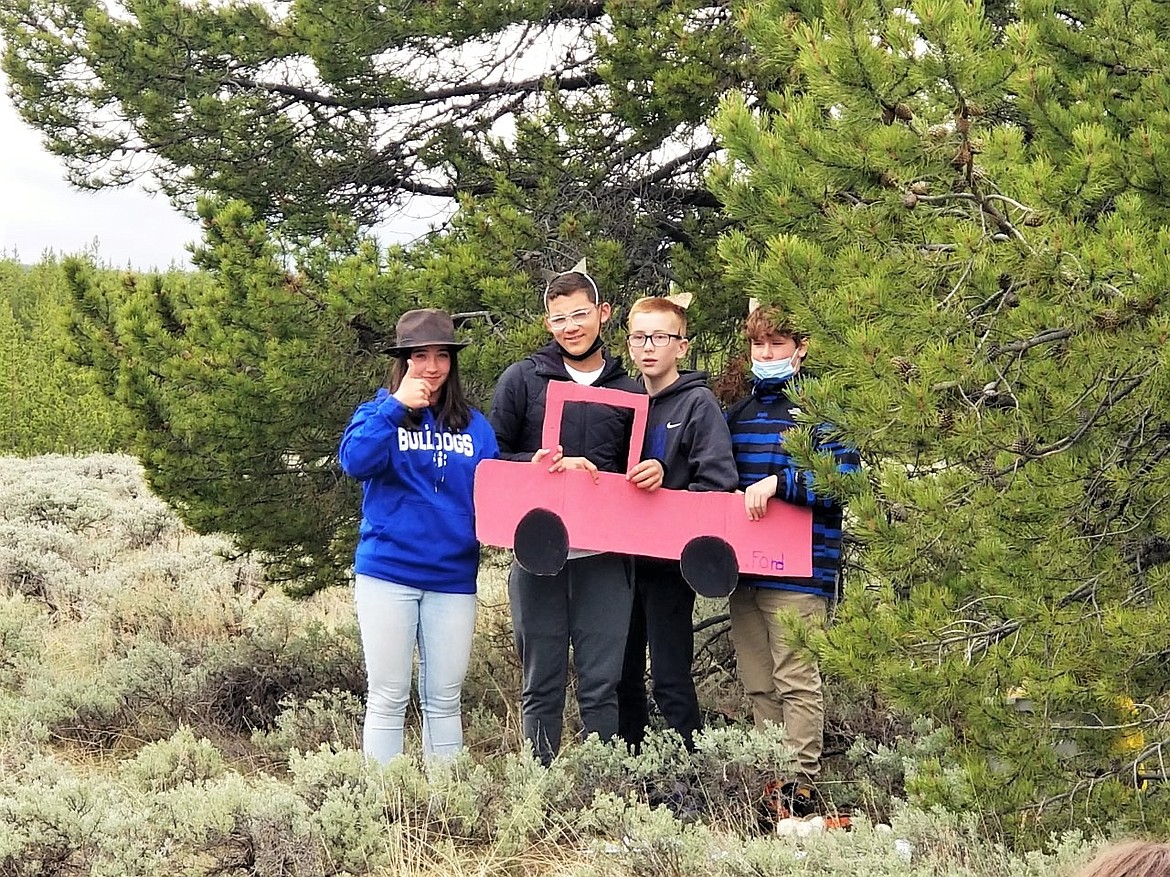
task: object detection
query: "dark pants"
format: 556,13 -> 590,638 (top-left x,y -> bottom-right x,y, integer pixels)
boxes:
617,558 -> 702,750
509,552 -> 633,765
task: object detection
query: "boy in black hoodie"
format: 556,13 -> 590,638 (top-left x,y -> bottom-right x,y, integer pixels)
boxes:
489,269 -> 654,765
616,296 -> 739,751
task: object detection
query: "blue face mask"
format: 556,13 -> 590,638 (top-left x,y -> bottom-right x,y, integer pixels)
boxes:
751,354 -> 798,382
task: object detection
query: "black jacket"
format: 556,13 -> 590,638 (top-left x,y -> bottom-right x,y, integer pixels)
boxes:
489,340 -> 640,472
641,371 -> 739,492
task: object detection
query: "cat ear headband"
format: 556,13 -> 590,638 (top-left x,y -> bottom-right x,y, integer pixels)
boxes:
666,281 -> 693,310
544,257 -> 600,308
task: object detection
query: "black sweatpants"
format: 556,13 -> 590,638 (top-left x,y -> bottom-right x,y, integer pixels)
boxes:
509,552 -> 633,765
616,558 -> 702,750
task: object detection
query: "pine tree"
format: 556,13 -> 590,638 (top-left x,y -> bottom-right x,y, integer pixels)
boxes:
58,204 -> 404,592
0,258 -> 130,455
0,1 -> 758,560
0,0 -> 745,315
711,0 -> 1170,833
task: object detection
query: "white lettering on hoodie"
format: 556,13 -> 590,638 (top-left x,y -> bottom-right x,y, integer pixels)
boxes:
398,425 -> 475,457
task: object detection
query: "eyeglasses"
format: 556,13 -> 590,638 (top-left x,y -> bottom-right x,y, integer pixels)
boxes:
627,332 -> 685,349
546,307 -> 596,331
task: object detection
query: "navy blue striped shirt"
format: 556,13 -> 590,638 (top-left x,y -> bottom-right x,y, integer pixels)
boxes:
727,377 -> 859,599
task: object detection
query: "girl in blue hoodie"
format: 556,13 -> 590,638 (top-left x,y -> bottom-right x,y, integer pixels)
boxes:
339,309 -> 499,762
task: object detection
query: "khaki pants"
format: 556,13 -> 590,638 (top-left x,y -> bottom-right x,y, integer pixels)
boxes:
728,585 -> 827,777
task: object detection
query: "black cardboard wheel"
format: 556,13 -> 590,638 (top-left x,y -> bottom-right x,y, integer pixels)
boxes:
514,508 -> 569,576
680,536 -> 738,597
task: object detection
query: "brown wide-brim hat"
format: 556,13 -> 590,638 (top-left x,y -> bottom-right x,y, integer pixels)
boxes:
385,308 -> 471,355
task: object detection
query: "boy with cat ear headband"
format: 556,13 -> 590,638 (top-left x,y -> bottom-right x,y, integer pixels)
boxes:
616,291 -> 739,752
724,302 -> 860,785
488,260 -> 649,765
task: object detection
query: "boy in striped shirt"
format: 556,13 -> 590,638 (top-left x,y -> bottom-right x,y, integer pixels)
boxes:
725,304 -> 860,793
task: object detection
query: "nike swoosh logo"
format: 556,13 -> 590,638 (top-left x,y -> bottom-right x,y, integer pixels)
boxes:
666,421 -> 682,429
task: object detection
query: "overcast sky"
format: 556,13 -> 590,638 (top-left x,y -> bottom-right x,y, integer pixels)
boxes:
0,74 -> 204,271
0,72 -> 450,271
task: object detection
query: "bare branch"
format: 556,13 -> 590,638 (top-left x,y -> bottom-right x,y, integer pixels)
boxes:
987,327 -> 1074,358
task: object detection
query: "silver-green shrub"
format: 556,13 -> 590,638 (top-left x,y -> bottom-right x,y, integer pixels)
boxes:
0,756 -> 170,877
0,454 -> 1119,877
119,726 -> 226,791
251,689 -> 365,763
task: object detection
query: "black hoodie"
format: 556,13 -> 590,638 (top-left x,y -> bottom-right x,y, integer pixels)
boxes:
640,370 -> 739,492
489,340 -> 640,472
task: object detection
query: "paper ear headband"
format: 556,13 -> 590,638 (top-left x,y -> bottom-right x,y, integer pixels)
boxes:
666,282 -> 693,310
544,257 -> 600,308
748,297 -> 761,314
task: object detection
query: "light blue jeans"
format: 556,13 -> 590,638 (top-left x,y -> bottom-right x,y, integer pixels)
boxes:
354,573 -> 477,763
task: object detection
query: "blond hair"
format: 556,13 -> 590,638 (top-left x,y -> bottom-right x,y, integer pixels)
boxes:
627,296 -> 687,336
1073,841 -> 1170,877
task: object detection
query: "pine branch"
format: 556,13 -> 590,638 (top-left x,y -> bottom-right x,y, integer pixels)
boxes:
986,327 -> 1074,358
219,72 -> 605,111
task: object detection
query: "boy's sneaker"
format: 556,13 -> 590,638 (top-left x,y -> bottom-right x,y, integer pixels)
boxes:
762,778 -> 817,820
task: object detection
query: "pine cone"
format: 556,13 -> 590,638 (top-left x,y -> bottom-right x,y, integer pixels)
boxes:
1095,309 -> 1124,330
910,180 -> 930,195
881,105 -> 896,125
937,409 -> 955,432
1008,435 -> 1035,455
902,192 -> 919,209
980,458 -> 999,478
894,103 -> 914,120
889,356 -> 920,379
889,502 -> 910,522
927,125 -> 951,141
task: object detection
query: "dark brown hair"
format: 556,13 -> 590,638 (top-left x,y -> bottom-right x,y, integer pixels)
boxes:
712,354 -> 750,407
388,349 -> 472,432
1072,841 -> 1170,877
545,271 -> 600,309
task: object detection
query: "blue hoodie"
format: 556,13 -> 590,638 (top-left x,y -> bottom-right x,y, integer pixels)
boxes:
340,389 -> 500,593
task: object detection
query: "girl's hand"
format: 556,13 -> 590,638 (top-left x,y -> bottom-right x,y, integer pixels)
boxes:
392,359 -> 432,410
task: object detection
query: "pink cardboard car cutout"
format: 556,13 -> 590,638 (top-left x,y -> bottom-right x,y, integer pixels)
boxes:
475,381 -> 812,597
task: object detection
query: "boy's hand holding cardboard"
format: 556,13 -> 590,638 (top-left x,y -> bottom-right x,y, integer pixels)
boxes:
626,459 -> 664,492
744,474 -> 780,521
531,445 -> 562,465
531,445 -> 600,484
